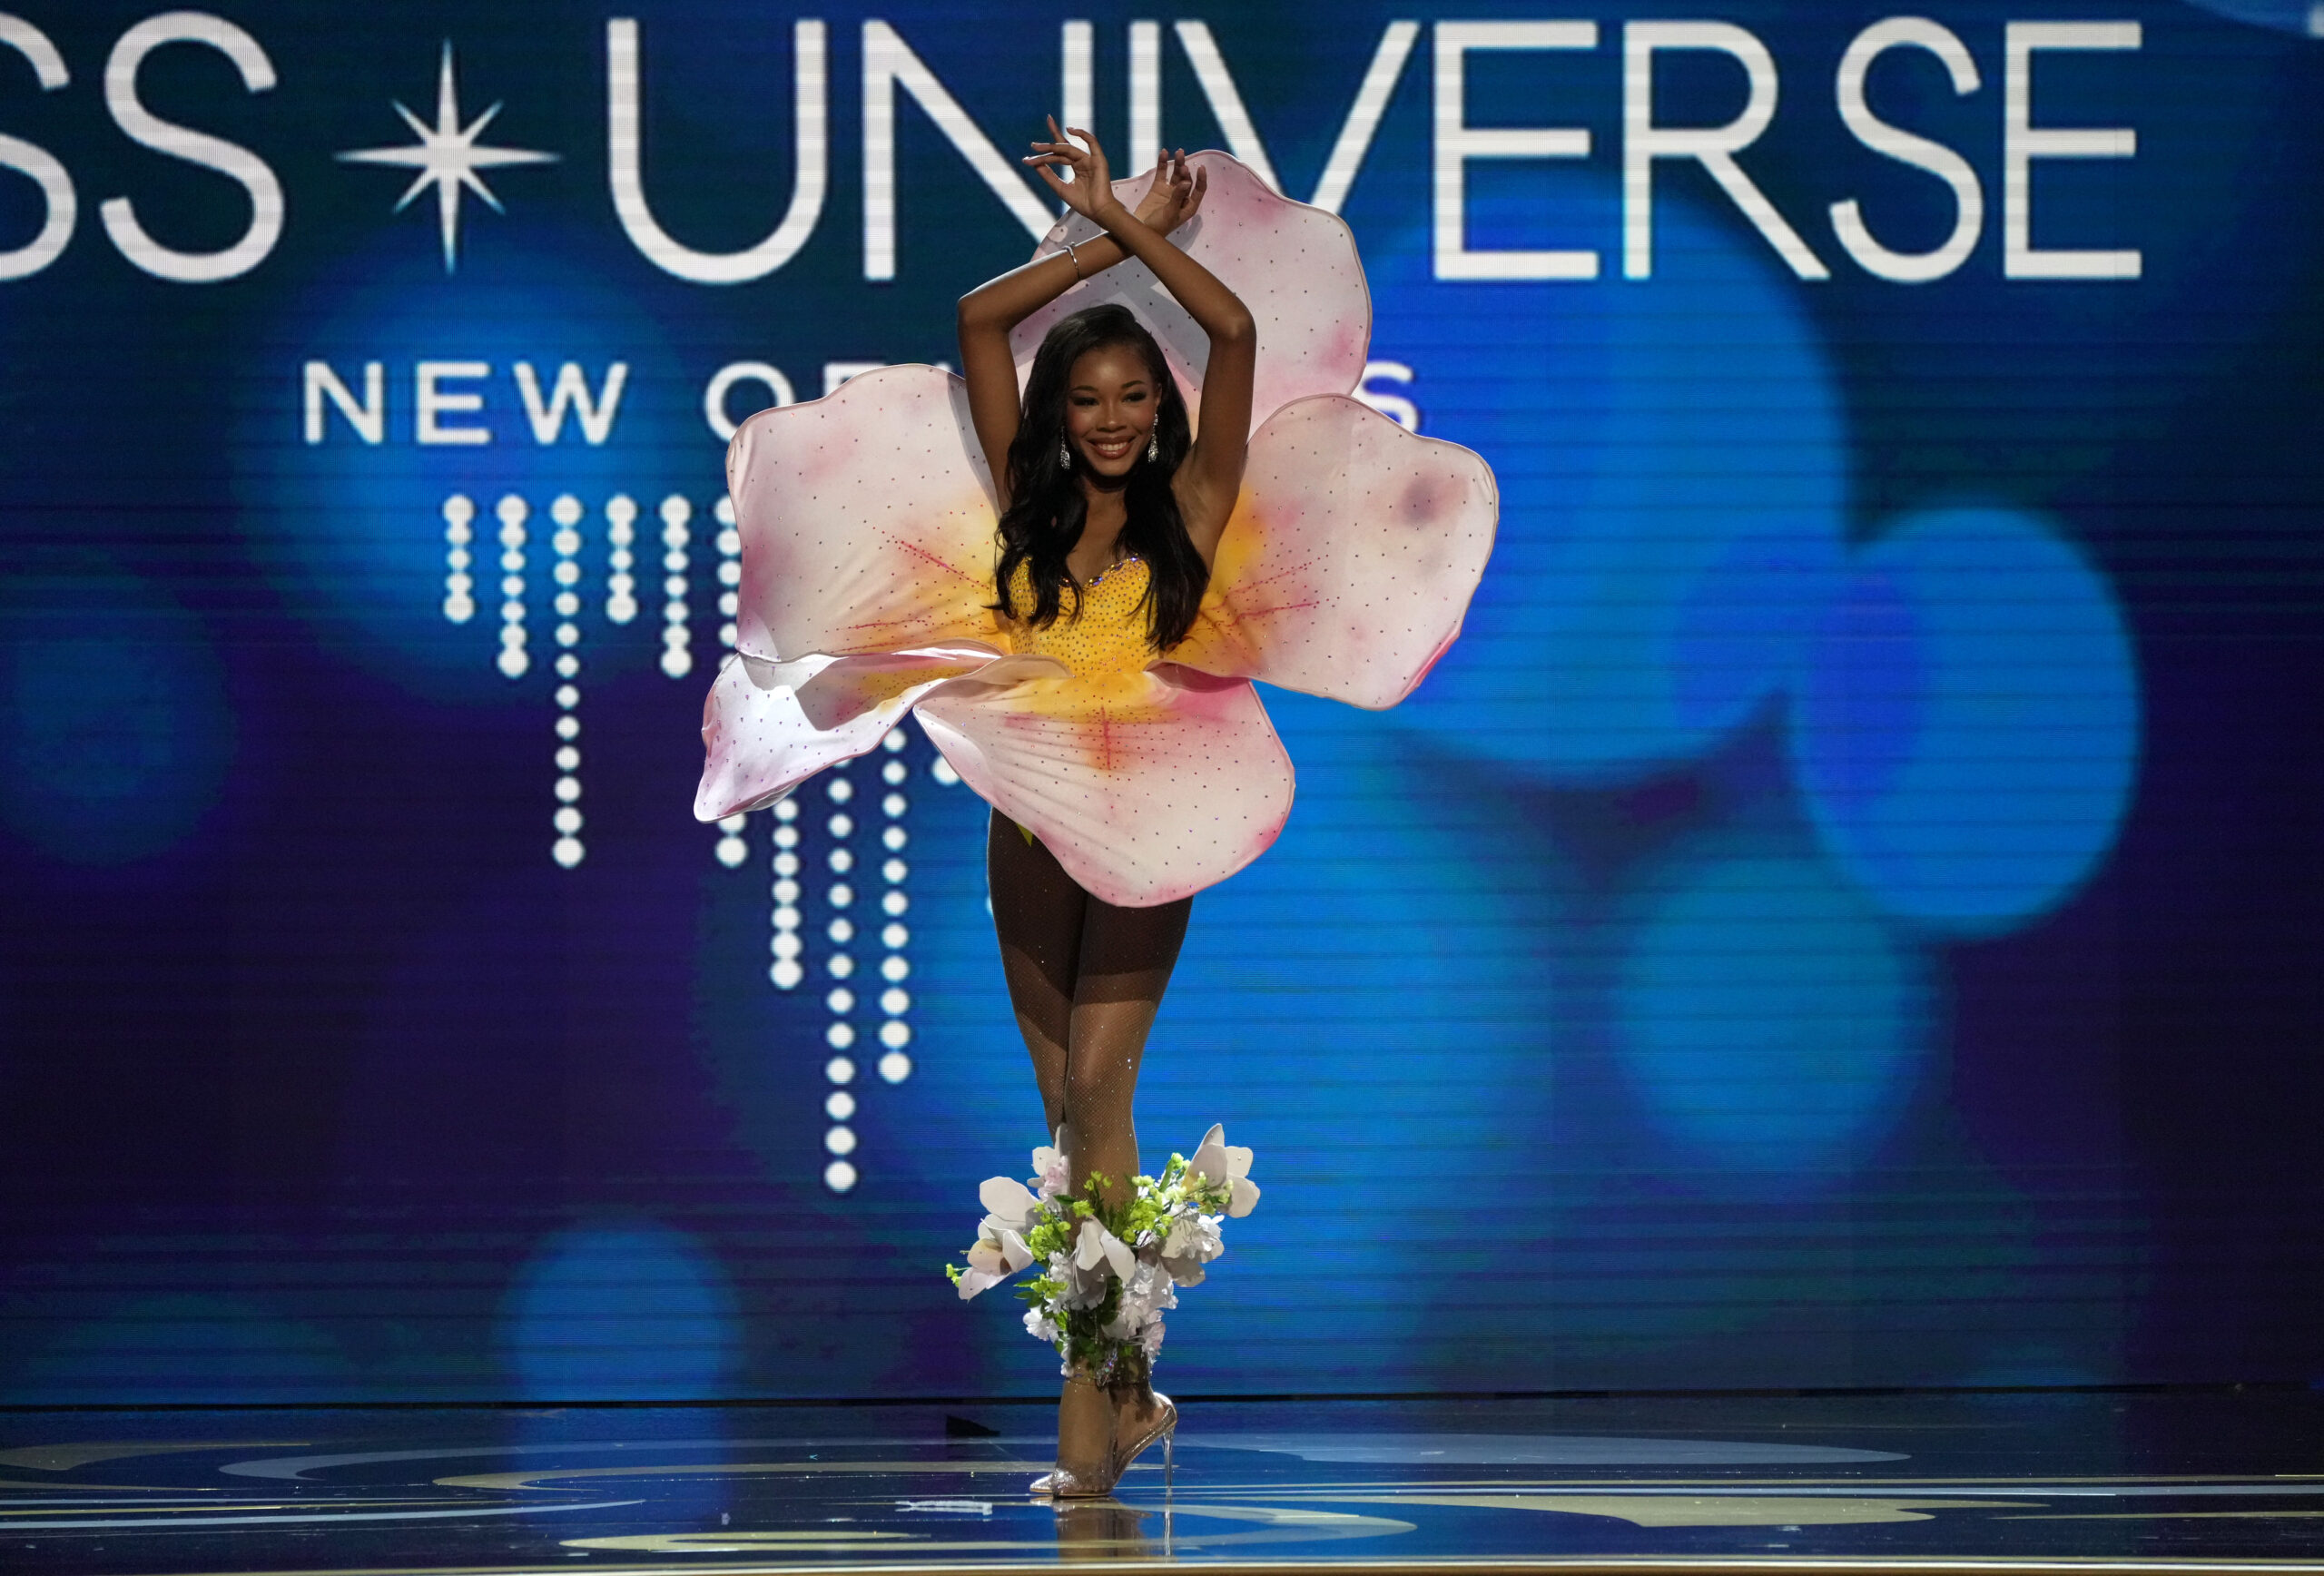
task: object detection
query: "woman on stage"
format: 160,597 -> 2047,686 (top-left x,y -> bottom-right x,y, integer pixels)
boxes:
697,121 -> 1496,1499
952,124 -> 1247,1494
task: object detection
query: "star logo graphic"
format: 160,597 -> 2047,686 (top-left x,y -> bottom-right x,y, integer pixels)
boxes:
339,43 -> 557,272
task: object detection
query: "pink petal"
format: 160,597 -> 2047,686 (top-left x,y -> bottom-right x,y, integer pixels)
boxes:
914,665 -> 1293,908
1171,397 -> 1499,708
727,366 -> 1002,658
694,647 -> 1000,821
1010,153 -> 1370,437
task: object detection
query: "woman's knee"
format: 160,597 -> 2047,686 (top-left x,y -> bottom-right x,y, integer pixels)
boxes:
1060,1067 -> 1135,1128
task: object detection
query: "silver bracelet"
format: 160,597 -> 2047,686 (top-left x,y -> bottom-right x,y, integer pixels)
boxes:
1063,239 -> 1085,279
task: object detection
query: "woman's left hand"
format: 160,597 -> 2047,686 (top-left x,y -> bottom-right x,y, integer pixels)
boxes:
1025,117 -> 1125,225
1133,149 -> 1207,237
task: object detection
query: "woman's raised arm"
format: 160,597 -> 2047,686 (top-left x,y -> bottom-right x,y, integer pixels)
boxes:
1026,123 -> 1255,557
957,138 -> 1207,512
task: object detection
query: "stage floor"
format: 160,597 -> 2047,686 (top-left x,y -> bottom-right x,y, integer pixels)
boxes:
3,1388 -> 2321,1574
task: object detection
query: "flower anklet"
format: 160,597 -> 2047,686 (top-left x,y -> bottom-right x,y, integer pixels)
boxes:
948,1124 -> 1260,1383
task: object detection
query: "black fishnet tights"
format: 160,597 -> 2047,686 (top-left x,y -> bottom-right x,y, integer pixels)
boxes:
987,811 -> 1189,1211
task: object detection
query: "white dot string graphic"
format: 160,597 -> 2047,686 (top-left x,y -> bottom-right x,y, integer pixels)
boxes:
436,489 -> 967,1195
824,1043 -> 858,1195
549,494 -> 586,869
823,771 -> 860,1189
659,494 -> 693,679
877,733 -> 913,1084
604,494 -> 639,625
714,495 -> 741,651
442,495 -> 476,623
495,494 -> 529,679
771,798 -> 803,990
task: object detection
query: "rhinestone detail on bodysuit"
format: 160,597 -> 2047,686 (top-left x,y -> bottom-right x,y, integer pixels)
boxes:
1005,557 -> 1154,679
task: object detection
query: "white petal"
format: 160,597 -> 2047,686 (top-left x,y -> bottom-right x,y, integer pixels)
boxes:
1224,1144 -> 1255,1181
1161,1256 -> 1207,1288
999,1227 -> 1035,1275
1186,1124 -> 1229,1186
1073,1219 -> 1108,1271
979,1176 -> 1041,1229
1228,1177 -> 1262,1218
956,1266 -> 1004,1300
696,649 -> 991,821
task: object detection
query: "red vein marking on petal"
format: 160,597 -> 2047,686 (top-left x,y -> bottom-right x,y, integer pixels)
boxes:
878,529 -> 985,585
843,613 -> 950,631
1220,598 -> 1323,620
1222,557 -> 1323,594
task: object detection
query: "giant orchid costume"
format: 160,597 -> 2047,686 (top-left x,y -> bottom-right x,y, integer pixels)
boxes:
694,154 -> 1494,1406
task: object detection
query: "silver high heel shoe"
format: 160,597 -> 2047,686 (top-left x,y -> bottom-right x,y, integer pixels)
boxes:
1029,1461 -> 1118,1499
1110,1388 -> 1177,1490
1031,1374 -> 1119,1499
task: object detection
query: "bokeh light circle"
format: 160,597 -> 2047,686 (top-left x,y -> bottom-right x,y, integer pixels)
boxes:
1375,173 -> 1846,784
499,1221 -> 740,1399
237,232 -> 684,700
1612,838 -> 1929,1182
1790,507 -> 2140,936
0,557 -> 235,865
2178,0 -> 2322,35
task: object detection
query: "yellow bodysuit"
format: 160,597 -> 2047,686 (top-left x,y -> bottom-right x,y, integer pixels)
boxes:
1003,556 -> 1157,680
1000,556 -> 1160,846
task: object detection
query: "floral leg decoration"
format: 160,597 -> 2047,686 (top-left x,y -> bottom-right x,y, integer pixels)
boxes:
950,1126 -> 1258,1493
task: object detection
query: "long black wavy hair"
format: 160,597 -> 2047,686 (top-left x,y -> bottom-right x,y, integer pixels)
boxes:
992,304 -> 1206,652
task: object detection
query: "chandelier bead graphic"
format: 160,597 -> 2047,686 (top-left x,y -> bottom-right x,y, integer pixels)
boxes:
658,494 -> 693,679
548,492 -> 586,869
494,493 -> 528,679
714,495 -> 742,650
772,797 -> 804,990
604,495 -> 639,624
441,495 -> 476,622
436,488 -> 959,1196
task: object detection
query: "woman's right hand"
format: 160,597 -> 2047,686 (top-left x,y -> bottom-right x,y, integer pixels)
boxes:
1025,117 -> 1123,225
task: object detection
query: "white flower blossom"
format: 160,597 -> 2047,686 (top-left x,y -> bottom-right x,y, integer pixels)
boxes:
978,1175 -> 1045,1236
1029,1139 -> 1071,1202
951,1127 -> 1257,1376
1159,1210 -> 1225,1286
1187,1123 -> 1261,1217
1057,1219 -> 1134,1310
954,1220 -> 1034,1300
1103,1259 -> 1179,1340
1055,1247 -> 1104,1311
1074,1217 -> 1137,1279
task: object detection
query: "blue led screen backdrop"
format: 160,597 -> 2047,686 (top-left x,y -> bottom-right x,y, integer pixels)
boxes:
0,0 -> 2318,1403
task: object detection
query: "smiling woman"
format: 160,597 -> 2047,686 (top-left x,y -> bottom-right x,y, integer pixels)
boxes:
696,137 -> 1495,1496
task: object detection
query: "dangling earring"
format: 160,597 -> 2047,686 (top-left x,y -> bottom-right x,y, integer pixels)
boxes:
1059,438 -> 1072,469
1147,429 -> 1160,463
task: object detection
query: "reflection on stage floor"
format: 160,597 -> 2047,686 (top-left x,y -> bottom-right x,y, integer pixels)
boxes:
4,1388 -> 2322,1573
